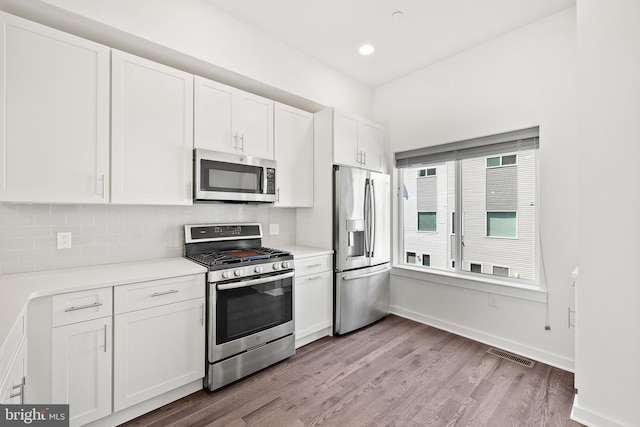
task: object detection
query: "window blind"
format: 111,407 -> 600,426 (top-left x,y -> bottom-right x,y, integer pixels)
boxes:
395,127 -> 539,168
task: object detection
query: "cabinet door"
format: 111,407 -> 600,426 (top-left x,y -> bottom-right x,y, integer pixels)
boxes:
237,91 -> 274,159
52,317 -> 112,427
113,298 -> 205,411
359,121 -> 385,173
194,76 -> 237,153
111,50 -> 194,205
0,12 -> 110,203
274,103 -> 313,207
295,270 -> 332,344
333,110 -> 360,168
0,339 -> 26,405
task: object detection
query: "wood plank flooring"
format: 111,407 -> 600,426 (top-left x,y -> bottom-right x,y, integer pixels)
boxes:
120,315 -> 582,427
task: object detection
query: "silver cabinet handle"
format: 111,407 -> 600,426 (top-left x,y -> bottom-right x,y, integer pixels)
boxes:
200,303 -> 204,326
306,263 -> 323,268
233,133 -> 238,150
239,134 -> 245,151
104,323 -> 107,353
306,276 -> 324,281
151,289 -> 179,297
362,151 -> 367,165
65,302 -> 103,312
100,174 -> 106,197
10,377 -> 25,403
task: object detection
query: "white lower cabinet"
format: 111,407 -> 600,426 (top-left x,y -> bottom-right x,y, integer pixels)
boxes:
52,317 -> 112,427
113,298 -> 204,411
46,272 -> 205,426
294,254 -> 333,348
0,339 -> 27,405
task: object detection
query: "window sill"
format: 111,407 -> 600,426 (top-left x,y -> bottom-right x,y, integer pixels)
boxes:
391,264 -> 547,303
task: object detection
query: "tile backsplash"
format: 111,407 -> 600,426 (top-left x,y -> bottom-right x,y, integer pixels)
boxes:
0,203 -> 296,275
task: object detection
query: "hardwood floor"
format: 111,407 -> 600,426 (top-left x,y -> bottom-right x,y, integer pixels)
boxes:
120,315 -> 582,426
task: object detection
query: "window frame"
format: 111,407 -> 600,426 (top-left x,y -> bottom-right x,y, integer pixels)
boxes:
393,127 -> 543,294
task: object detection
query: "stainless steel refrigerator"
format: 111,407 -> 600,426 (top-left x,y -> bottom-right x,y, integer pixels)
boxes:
334,165 -> 391,335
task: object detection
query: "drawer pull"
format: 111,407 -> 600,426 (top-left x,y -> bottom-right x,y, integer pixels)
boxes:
64,302 -> 103,312
307,276 -> 324,281
151,289 -> 179,297
10,377 -> 25,403
306,263 -> 323,268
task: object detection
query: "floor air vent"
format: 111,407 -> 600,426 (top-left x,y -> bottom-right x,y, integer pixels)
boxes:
487,348 -> 535,368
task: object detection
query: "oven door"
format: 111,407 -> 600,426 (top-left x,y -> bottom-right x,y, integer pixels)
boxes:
209,271 -> 294,362
194,149 -> 276,203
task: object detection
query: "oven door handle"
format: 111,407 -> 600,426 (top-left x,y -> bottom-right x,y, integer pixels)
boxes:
216,271 -> 295,291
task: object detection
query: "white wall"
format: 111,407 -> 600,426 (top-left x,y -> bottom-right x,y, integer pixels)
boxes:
374,8 -> 578,370
5,0 -> 373,118
0,203 -> 295,275
574,1 -> 640,426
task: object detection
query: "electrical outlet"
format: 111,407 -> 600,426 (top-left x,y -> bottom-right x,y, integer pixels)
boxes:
56,232 -> 72,249
489,294 -> 498,308
269,224 -> 279,235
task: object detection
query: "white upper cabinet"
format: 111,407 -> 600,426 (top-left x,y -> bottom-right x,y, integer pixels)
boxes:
333,109 -> 385,173
111,50 -> 194,205
274,103 -> 313,207
0,11 -> 110,203
194,76 -> 274,159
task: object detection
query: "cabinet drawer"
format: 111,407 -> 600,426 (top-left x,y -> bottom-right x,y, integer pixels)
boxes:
114,274 -> 205,314
52,288 -> 112,327
295,255 -> 332,277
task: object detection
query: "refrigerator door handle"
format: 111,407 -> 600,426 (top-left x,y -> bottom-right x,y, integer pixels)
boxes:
343,267 -> 392,281
369,179 -> 376,258
364,179 -> 371,255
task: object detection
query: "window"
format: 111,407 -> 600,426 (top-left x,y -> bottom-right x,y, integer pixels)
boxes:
487,154 -> 517,168
451,212 -> 455,234
418,212 -> 436,232
492,266 -> 510,277
406,252 -> 416,263
486,212 -> 517,238
396,127 -> 539,284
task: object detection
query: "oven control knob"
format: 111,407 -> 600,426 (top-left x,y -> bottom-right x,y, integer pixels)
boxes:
273,263 -> 281,271
222,271 -> 232,279
254,266 -> 263,273
281,261 -> 290,269
234,269 -> 243,277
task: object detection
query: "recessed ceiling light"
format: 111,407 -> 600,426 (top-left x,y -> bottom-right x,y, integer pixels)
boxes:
392,11 -> 404,21
359,44 -> 375,55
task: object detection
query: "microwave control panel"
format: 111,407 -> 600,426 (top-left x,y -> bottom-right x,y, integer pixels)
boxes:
266,168 -> 276,194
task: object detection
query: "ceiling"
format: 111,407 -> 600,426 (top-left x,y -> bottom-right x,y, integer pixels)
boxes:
203,0 -> 575,87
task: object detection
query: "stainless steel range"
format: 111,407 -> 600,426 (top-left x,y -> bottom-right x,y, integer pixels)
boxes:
184,223 -> 295,391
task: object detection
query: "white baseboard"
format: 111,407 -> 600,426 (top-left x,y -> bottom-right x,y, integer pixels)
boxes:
571,395 -> 627,427
295,326 -> 332,349
85,380 -> 203,427
390,305 -> 574,372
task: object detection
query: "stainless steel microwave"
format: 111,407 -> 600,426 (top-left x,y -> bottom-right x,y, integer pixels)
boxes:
194,149 -> 276,203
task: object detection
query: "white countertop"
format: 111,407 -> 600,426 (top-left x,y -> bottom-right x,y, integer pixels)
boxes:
279,245 -> 333,259
0,258 -> 207,348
